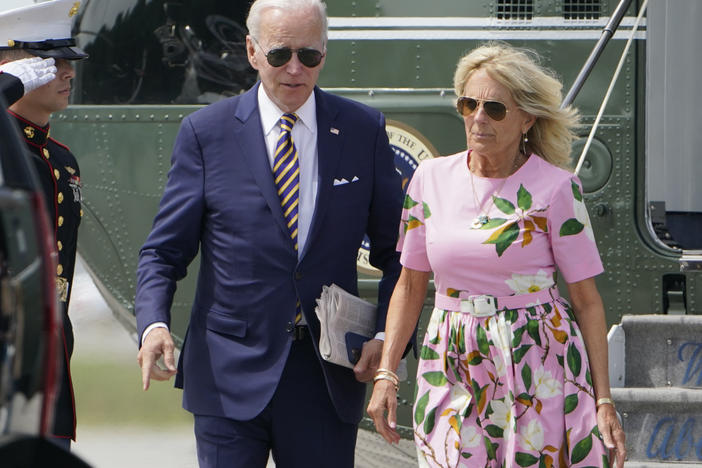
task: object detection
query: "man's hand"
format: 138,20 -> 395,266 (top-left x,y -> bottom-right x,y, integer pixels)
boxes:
353,338 -> 383,382
0,57 -> 56,94
137,327 -> 177,391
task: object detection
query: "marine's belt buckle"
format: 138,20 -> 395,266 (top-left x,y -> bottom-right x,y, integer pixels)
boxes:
460,295 -> 497,317
56,277 -> 69,303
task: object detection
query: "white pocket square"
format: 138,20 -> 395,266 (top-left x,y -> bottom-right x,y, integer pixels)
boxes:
333,178 -> 349,186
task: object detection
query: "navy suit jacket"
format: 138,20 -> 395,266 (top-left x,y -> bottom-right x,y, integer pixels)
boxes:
135,83 -> 402,424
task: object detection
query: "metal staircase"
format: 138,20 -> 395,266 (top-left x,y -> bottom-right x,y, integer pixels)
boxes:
608,315 -> 702,467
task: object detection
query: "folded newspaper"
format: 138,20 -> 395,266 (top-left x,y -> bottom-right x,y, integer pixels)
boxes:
315,284 -> 377,369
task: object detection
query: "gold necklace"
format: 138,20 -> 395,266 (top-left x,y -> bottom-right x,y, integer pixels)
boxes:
469,151 -> 521,229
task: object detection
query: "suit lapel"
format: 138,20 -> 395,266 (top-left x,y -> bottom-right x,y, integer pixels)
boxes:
233,84 -> 291,242
300,87 -> 343,260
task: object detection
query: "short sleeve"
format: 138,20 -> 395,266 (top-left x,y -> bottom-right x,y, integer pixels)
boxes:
397,163 -> 432,272
548,175 -> 603,283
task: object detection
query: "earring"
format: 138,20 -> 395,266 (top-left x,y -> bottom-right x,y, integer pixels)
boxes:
521,133 -> 528,155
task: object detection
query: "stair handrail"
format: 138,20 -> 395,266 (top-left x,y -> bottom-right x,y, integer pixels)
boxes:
572,0 -> 648,176
561,0 -> 635,108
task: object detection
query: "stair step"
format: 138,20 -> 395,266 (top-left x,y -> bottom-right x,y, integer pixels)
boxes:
624,463 -> 702,467
621,315 -> 702,388
612,387 -> 702,464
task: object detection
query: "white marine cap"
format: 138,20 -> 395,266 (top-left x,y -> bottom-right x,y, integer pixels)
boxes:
0,0 -> 88,60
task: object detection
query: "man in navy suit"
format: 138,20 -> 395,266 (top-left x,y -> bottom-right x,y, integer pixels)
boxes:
135,0 -> 402,466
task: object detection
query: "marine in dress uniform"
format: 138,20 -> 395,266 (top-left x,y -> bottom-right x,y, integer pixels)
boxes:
0,0 -> 87,445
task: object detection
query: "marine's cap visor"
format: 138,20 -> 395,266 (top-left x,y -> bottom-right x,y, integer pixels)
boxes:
1,38 -> 88,60
29,46 -> 88,60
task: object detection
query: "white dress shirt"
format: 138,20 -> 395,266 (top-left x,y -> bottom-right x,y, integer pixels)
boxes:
257,84 -> 319,258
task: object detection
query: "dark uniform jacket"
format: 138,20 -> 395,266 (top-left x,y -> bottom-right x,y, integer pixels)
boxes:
0,72 -> 24,107
8,110 -> 82,440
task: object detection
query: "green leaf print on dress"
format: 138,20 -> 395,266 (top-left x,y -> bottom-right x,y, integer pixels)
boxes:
420,345 -> 441,360
415,390 -> 430,426
480,184 -> 549,257
570,433 -> 593,464
559,218 -> 585,236
571,179 -> 583,202
402,194 -> 431,233
560,179 -> 597,240
423,371 -> 448,387
403,193 -> 419,209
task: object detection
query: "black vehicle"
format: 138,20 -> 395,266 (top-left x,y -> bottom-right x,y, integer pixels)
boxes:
0,95 -> 89,466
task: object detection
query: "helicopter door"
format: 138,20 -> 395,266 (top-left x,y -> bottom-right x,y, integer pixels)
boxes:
645,0 -> 702,254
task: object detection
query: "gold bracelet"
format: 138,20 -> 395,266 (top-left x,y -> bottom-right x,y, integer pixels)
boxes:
596,397 -> 615,409
374,371 -> 399,386
373,375 -> 399,391
376,368 -> 399,381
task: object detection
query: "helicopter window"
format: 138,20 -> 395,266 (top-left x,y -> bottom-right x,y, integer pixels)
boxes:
496,0 -> 533,21
646,1 -> 702,251
73,1 -> 257,105
562,0 -> 600,20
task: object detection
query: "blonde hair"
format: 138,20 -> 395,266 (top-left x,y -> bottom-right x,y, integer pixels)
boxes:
453,42 -> 579,169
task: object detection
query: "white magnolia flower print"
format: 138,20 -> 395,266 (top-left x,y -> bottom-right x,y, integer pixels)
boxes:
487,315 -> 513,377
417,452 -> 431,468
448,381 -> 472,416
573,194 -> 595,241
426,308 -> 442,342
488,399 -> 513,431
505,270 -> 554,294
461,424 -> 482,448
533,367 -> 562,399
519,419 -> 545,452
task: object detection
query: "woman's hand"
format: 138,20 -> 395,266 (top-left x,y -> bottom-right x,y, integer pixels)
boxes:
367,380 -> 401,444
597,403 -> 626,468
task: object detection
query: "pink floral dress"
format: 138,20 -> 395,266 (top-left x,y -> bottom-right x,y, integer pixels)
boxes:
398,151 -> 610,467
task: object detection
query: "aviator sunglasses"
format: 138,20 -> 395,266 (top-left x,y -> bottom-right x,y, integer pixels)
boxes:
456,97 -> 510,121
251,36 -> 325,68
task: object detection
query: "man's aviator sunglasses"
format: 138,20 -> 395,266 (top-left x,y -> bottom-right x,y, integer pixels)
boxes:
251,37 -> 325,68
456,97 -> 509,121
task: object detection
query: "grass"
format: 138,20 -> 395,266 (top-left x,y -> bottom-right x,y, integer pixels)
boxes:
71,357 -> 193,427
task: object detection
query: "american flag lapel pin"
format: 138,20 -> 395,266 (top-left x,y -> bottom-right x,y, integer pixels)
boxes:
330,127 -> 340,135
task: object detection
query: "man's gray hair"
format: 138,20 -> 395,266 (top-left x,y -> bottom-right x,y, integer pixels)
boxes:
246,0 -> 328,44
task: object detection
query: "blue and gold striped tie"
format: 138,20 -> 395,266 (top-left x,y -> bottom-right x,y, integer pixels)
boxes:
274,113 -> 303,325
274,113 -> 301,250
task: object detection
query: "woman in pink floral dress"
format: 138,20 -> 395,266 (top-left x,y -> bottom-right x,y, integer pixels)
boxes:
367,43 -> 626,467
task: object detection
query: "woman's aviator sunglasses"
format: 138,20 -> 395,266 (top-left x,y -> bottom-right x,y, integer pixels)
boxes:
456,97 -> 509,121
251,37 -> 325,68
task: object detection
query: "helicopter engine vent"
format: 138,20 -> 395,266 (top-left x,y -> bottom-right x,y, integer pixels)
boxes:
496,0 -> 533,21
563,0 -> 601,20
